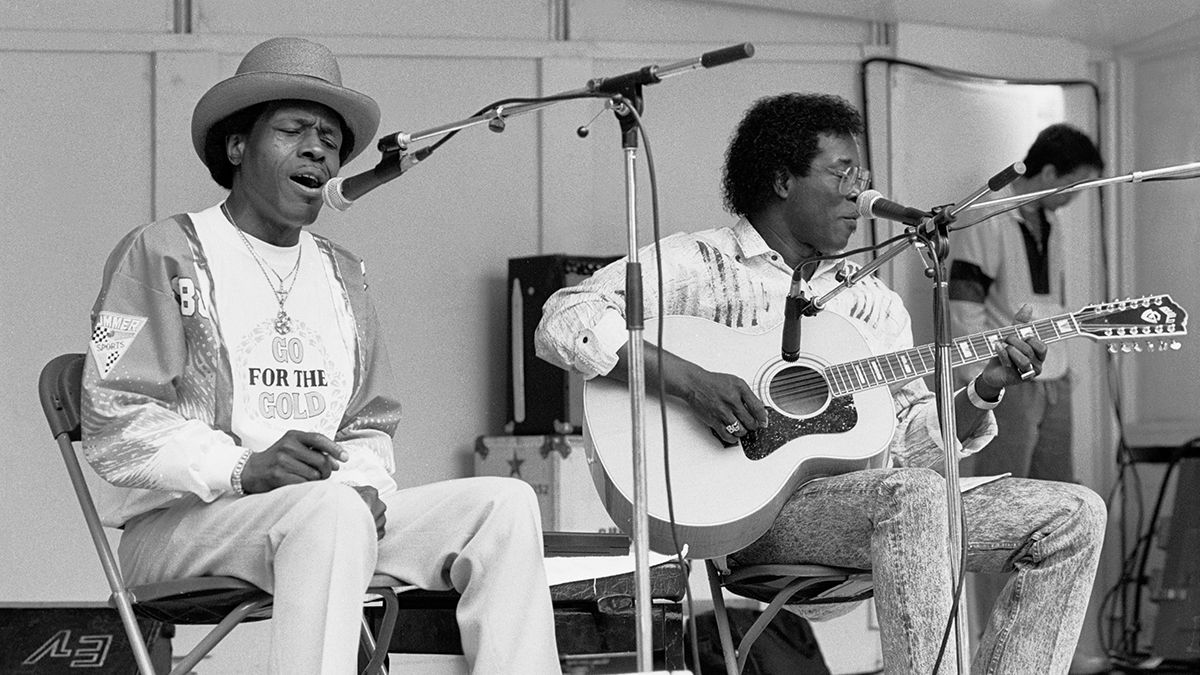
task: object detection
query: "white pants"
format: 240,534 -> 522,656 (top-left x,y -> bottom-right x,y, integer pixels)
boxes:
118,477 -> 561,674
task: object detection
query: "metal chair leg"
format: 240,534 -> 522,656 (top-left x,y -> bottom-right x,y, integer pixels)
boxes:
111,590 -> 156,675
168,597 -> 273,675
360,586 -> 399,675
706,560 -> 741,675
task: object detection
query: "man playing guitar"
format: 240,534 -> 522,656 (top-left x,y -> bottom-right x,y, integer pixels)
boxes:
535,92 -> 1107,674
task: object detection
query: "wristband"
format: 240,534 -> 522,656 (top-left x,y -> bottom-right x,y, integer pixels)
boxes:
967,376 -> 1005,410
230,448 -> 253,496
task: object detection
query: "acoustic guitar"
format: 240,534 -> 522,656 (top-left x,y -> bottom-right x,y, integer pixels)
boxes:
583,295 -> 1187,559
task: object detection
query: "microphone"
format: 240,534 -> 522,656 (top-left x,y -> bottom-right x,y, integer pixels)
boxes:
586,43 -> 755,95
322,146 -> 433,211
780,290 -> 812,362
856,190 -> 931,226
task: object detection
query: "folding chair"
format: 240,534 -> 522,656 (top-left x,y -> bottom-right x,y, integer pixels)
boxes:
705,557 -> 873,675
39,353 -> 401,675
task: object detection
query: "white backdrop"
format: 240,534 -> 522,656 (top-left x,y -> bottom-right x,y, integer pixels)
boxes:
863,59 -> 1102,347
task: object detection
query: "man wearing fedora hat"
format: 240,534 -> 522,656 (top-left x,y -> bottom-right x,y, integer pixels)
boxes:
80,37 -> 561,673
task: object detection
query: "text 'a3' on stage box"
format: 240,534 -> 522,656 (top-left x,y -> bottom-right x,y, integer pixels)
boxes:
474,434 -> 618,534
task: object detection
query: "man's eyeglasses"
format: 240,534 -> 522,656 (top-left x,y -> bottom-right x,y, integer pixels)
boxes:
827,165 -> 870,196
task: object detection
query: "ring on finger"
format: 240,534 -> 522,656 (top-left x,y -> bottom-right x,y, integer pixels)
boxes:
1020,367 -> 1037,381
724,420 -> 744,435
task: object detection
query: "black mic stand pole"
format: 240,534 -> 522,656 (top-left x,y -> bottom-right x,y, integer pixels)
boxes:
375,43 -> 756,152
915,162 -> 1024,674
920,205 -> 972,674
609,88 -> 655,673
797,162 -> 1024,673
370,46 -> 756,672
959,160 -> 1200,215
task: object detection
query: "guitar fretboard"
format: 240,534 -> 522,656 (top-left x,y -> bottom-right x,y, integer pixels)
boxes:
824,313 -> 1080,396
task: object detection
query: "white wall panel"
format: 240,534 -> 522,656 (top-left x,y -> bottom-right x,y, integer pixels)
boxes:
312,54 -> 542,486
195,0 -> 553,40
569,0 -> 869,44
1131,51 -> 1200,432
0,0 -> 172,32
0,50 -> 154,601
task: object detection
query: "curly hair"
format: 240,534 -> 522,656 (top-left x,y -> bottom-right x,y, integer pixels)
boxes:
722,93 -> 863,218
1022,123 -> 1104,178
202,100 -> 356,190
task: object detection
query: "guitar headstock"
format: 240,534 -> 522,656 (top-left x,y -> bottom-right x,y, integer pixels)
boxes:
1075,295 -> 1188,353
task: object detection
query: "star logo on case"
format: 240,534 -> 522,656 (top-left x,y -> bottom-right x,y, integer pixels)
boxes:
89,311 -> 147,378
507,450 -> 525,478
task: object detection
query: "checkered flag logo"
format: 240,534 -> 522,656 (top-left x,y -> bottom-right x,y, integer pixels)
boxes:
89,311 -> 147,378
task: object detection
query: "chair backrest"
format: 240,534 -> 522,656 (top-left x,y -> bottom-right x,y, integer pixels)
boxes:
39,353 -> 85,441
38,353 -> 131,594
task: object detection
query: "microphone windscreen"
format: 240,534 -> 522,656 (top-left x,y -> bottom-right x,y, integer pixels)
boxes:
856,189 -> 883,219
322,177 -> 352,212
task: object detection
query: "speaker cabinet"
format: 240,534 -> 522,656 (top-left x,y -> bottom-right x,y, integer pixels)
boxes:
0,604 -> 169,673
1152,458 -> 1200,664
506,254 -> 619,435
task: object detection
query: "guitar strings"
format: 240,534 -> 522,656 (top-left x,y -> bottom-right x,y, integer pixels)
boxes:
765,306 -> 1171,401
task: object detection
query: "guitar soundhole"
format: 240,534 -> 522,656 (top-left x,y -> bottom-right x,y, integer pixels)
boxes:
767,365 -> 829,417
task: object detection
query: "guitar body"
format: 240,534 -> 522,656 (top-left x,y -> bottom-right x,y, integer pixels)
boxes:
584,313 -> 895,559
581,293 -> 1187,560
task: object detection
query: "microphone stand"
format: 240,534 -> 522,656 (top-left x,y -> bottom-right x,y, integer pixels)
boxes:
897,166 -> 1028,674
371,44 -> 755,673
791,162 -> 1025,674
913,159 -> 1200,672
958,160 -> 1200,220
787,157 -> 1199,672
613,90 -> 655,674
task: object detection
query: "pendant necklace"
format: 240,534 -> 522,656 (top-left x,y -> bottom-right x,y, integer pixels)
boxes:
222,202 -> 303,335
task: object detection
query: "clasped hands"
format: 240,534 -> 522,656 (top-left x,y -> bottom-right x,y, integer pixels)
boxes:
238,429 -> 387,539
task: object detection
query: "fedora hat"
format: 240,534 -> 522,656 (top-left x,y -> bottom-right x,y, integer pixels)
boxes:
191,37 -> 380,169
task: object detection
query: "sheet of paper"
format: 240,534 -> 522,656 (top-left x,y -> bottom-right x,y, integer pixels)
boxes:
960,473 -> 1010,493
543,551 -> 676,587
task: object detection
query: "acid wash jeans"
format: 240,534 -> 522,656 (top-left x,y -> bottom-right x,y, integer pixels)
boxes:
732,467 -> 1106,674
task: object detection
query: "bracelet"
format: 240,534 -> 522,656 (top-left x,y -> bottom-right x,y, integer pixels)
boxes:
230,448 -> 253,496
967,376 -> 1005,410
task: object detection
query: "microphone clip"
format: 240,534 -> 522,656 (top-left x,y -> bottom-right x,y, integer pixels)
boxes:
910,204 -> 956,267
780,291 -> 820,362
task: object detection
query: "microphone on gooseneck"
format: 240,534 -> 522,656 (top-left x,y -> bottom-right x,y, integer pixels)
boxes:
856,190 -> 932,226
323,146 -> 434,211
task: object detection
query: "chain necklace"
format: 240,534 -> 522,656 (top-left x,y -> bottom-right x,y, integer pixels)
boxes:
222,203 -> 303,335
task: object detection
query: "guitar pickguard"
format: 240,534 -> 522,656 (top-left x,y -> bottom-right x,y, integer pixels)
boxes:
741,395 -> 858,460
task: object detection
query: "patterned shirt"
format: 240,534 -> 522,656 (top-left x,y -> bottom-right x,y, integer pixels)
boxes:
535,218 -> 996,468
82,205 -> 402,526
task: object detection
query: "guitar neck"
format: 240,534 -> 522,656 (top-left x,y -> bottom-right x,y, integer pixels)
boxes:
824,312 -> 1081,396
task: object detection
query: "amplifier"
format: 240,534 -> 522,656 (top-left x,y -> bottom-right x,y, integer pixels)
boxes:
506,254 -> 619,435
0,603 -> 168,673
1151,458 -> 1200,664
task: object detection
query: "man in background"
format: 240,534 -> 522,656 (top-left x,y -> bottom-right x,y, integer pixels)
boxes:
949,123 -> 1104,669
950,122 -> 1104,484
